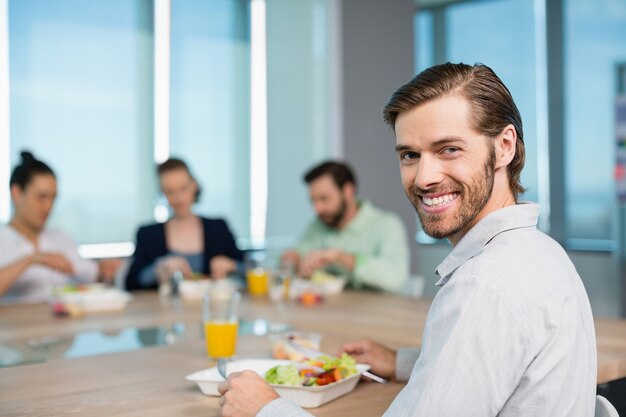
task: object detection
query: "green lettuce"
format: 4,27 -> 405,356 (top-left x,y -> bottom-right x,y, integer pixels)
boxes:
264,364 -> 301,386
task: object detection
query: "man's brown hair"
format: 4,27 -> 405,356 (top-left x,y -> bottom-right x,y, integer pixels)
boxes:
383,62 -> 526,200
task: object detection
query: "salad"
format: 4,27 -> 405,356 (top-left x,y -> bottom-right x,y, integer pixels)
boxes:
264,353 -> 358,387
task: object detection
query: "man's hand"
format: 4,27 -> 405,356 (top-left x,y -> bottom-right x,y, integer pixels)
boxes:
280,250 -> 300,270
155,255 -> 192,283
98,258 -> 123,283
34,252 -> 74,275
339,338 -> 397,379
218,370 -> 279,417
300,249 -> 355,277
210,255 -> 236,279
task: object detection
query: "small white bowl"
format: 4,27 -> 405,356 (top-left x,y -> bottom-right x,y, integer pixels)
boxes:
54,288 -> 132,313
179,280 -> 211,301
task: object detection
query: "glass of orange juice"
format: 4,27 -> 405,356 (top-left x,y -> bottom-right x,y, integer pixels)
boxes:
203,289 -> 240,359
246,267 -> 269,297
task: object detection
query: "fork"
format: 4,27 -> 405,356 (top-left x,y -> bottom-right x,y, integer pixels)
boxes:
286,338 -> 388,383
217,357 -> 229,379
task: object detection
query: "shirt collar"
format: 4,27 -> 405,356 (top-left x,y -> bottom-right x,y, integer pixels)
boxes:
346,200 -> 372,230
435,203 -> 540,286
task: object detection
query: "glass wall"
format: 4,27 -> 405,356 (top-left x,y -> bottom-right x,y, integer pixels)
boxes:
9,0 -> 154,244
565,0 -> 626,242
170,0 -> 250,240
9,0 -> 252,246
265,0 -> 338,254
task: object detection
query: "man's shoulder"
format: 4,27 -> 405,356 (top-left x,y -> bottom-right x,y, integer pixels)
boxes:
454,227 -> 581,307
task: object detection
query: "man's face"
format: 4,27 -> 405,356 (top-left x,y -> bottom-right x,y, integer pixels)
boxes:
308,175 -> 348,228
395,94 -> 497,244
11,174 -> 57,232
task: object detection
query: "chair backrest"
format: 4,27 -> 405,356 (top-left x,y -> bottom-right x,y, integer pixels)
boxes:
596,395 -> 620,417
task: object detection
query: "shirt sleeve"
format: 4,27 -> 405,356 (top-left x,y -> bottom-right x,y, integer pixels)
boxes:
384,274 -> 531,416
396,348 -> 420,382
351,214 -> 409,292
256,398 -> 314,417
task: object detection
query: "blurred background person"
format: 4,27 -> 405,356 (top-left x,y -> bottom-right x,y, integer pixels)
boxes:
125,158 -> 243,290
0,151 -> 119,304
281,160 -> 409,292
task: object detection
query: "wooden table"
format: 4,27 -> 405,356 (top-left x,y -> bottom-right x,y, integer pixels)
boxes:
0,291 -> 625,416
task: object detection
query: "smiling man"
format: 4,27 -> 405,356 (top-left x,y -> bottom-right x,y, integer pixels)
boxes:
217,63 -> 597,417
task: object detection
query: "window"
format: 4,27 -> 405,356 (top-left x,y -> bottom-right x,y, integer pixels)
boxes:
564,0 -> 626,243
264,0 -> 338,253
9,0 -> 154,244
5,0 -> 335,255
414,10 -> 433,74
170,0 -> 251,240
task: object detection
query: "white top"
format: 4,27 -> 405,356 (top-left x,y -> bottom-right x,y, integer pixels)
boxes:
257,204 -> 597,417
0,226 -> 98,304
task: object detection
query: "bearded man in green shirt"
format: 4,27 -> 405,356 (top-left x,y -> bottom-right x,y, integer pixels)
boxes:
281,160 -> 410,293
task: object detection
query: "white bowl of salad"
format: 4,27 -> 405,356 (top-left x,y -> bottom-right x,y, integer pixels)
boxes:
186,354 -> 370,408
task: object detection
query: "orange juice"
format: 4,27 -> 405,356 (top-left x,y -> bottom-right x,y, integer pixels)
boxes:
204,320 -> 238,358
246,268 -> 269,296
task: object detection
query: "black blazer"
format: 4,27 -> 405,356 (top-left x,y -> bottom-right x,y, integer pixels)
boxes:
125,217 -> 243,291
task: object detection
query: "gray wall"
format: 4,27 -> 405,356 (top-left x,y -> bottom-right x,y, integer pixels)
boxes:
340,0 -> 420,274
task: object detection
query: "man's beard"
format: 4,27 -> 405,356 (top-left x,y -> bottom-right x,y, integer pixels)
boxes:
320,197 -> 347,228
407,147 -> 496,239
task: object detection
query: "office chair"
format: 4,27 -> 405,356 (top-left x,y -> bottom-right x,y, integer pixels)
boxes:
596,395 -> 620,417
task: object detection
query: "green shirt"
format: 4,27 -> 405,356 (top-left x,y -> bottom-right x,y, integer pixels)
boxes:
296,201 -> 410,292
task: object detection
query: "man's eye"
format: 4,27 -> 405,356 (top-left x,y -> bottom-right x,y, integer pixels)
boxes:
442,147 -> 459,155
400,152 -> 419,161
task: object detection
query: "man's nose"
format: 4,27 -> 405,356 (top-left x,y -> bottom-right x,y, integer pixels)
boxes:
414,155 -> 443,190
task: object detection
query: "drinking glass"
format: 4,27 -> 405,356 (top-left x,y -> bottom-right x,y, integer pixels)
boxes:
203,289 -> 240,360
244,252 -> 270,297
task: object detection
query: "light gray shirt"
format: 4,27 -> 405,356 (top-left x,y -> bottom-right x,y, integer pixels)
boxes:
258,203 -> 597,417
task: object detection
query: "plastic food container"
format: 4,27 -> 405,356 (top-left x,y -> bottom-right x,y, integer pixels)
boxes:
51,285 -> 132,314
185,359 -> 370,408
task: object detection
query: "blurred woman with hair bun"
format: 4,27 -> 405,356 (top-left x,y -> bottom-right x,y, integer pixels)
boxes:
0,151 -> 118,303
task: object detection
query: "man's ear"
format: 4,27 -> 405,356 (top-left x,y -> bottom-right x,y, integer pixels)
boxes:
342,182 -> 356,201
494,124 -> 517,169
